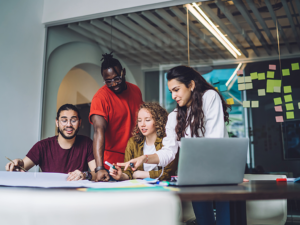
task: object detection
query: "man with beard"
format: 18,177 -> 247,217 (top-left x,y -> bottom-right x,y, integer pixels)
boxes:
89,52 -> 143,182
5,104 -> 96,181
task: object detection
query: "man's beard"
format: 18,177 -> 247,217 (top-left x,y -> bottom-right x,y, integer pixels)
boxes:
57,126 -> 79,140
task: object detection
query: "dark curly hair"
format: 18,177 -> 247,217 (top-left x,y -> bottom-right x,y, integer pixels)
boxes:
167,65 -> 230,141
132,102 -> 168,143
101,52 -> 122,75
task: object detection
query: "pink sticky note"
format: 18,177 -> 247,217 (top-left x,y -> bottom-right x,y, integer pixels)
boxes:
269,64 -> 276,70
274,106 -> 283,112
275,116 -> 284,122
237,70 -> 243,75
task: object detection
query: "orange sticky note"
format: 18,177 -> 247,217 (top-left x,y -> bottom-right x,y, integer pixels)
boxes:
274,106 -> 283,112
275,116 -> 284,122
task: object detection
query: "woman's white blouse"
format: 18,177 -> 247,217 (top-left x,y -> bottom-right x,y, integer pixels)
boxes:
156,90 -> 229,167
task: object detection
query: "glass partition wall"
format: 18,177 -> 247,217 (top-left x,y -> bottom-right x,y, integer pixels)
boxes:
43,0 -> 300,183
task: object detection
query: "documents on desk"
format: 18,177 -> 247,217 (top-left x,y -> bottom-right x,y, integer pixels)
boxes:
0,171 -> 152,188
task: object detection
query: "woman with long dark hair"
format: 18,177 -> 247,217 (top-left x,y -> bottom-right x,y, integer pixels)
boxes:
118,65 -> 231,225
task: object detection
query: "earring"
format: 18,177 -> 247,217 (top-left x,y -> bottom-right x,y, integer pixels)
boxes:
191,89 -> 194,92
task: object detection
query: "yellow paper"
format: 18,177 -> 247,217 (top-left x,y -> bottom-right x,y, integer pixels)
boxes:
291,63 -> 299,70
266,79 -> 281,93
283,86 -> 292,93
267,71 -> 275,78
286,111 -> 294,119
284,94 -> 293,103
226,98 -> 234,105
274,97 -> 282,105
252,101 -> 259,108
286,103 -> 294,111
243,101 -> 250,108
258,89 -> 265,96
282,69 -> 290,76
250,72 -> 258,80
258,73 -> 266,80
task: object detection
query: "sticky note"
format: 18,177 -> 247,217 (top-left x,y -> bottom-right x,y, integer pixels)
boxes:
282,69 -> 290,76
274,106 -> 283,112
252,101 -> 259,108
286,103 -> 294,111
212,77 -> 219,84
238,84 -> 246,91
274,97 -> 282,105
219,85 -> 227,92
273,86 -> 281,93
275,116 -> 284,122
284,94 -> 293,103
266,79 -> 282,93
258,89 -> 266,96
244,76 -> 252,83
286,111 -> 294,119
215,87 -> 218,91
292,63 -> 299,70
284,86 -> 292,93
258,73 -> 266,80
245,83 -> 253,90
250,72 -> 258,80
269,64 -> 276,70
298,102 -> 300,109
267,71 -> 275,78
237,70 -> 243,75
243,101 -> 250,108
226,98 -> 234,105
238,77 -> 245,83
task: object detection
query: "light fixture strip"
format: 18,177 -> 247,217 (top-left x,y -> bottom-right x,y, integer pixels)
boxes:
226,63 -> 242,86
192,3 -> 241,56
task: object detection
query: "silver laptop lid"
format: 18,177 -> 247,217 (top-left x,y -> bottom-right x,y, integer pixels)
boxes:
177,138 -> 249,186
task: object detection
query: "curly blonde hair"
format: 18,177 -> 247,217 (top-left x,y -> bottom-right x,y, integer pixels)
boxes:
132,102 -> 168,143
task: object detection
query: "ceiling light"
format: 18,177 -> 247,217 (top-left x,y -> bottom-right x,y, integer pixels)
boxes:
186,3 -> 241,58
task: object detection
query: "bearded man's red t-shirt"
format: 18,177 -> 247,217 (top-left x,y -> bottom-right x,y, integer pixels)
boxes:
26,135 -> 94,173
89,82 -> 143,170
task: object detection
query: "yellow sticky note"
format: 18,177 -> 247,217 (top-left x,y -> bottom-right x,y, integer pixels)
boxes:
252,101 -> 259,108
245,83 -> 253,90
250,72 -> 258,80
238,77 -> 245,83
266,79 -> 282,93
243,101 -> 250,108
267,71 -> 275,78
284,94 -> 293,103
273,86 -> 281,93
282,69 -> 290,76
258,89 -> 265,96
244,76 -> 252,83
283,86 -> 292,93
215,87 -> 219,91
274,97 -> 282,105
298,102 -> 300,109
286,103 -> 294,111
238,84 -> 246,91
258,73 -> 265,80
286,111 -> 294,119
292,63 -> 299,70
226,98 -> 234,105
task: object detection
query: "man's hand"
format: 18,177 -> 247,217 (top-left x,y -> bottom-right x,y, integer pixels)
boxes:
5,159 -> 25,172
67,170 -> 84,181
95,169 -> 110,182
109,164 -> 122,180
117,155 -> 147,171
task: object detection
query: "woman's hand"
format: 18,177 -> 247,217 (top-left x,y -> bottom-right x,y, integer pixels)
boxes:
109,164 -> 122,180
117,155 -> 147,171
132,171 -> 150,179
67,170 -> 85,181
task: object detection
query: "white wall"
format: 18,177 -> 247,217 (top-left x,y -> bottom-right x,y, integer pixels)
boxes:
0,0 -> 45,170
42,0 -> 199,25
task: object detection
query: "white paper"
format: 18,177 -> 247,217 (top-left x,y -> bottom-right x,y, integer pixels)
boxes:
0,171 -> 151,188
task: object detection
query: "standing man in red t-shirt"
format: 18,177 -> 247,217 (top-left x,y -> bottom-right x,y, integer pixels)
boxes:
89,53 -> 143,182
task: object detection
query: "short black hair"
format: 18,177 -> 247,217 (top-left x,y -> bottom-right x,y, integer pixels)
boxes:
101,52 -> 122,75
56,104 -> 81,120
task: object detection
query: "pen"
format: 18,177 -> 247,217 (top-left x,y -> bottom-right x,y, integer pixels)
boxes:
130,162 -> 134,169
5,157 -> 28,172
105,161 -> 116,170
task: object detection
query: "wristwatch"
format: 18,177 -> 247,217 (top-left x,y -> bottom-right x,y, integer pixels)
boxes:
94,166 -> 106,173
83,171 -> 92,181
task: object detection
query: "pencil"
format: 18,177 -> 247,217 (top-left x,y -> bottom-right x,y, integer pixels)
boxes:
5,157 -> 28,172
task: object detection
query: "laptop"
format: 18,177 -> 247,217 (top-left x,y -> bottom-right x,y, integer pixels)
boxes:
171,138 -> 248,186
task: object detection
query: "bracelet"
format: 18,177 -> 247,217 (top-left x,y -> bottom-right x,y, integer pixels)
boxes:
94,166 -> 106,173
83,171 -> 92,181
145,155 -> 149,163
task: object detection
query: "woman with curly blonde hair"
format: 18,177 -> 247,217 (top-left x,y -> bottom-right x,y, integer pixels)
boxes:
109,102 -> 178,180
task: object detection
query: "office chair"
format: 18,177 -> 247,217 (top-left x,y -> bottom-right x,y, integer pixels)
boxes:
244,174 -> 287,225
